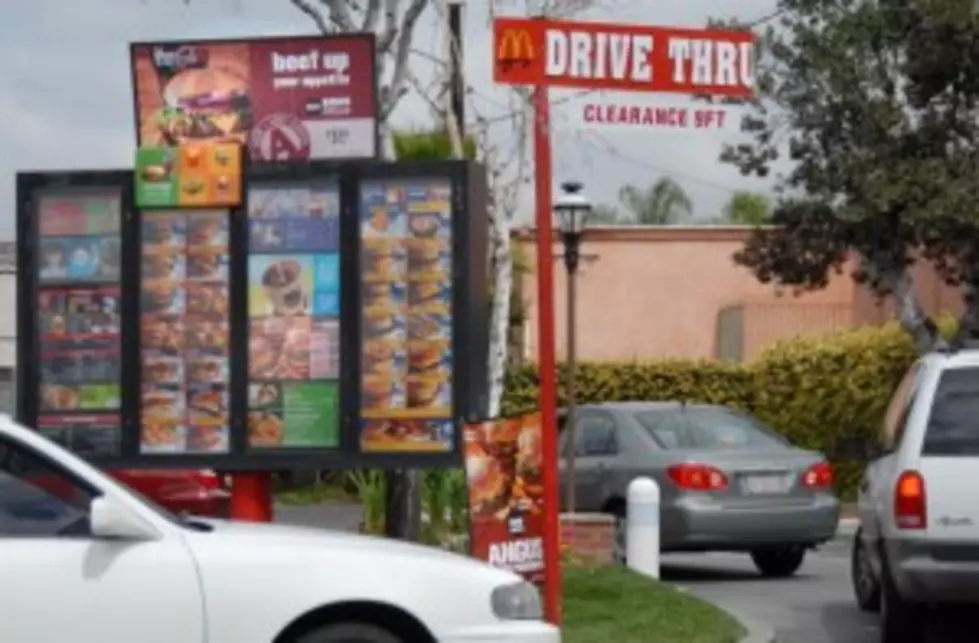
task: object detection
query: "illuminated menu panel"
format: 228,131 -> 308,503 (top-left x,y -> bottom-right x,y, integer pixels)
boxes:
357,178 -> 455,454
246,184 -> 341,449
139,210 -> 231,454
36,192 -> 123,456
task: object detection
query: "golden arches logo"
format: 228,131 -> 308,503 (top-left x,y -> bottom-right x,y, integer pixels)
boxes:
497,29 -> 534,71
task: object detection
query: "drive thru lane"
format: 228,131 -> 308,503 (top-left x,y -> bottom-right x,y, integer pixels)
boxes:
667,528 -> 976,643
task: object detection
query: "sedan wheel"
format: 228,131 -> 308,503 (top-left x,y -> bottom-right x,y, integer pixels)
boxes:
750,545 -> 806,578
851,528 -> 881,613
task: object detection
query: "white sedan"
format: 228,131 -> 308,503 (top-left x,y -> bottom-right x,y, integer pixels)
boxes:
0,417 -> 560,643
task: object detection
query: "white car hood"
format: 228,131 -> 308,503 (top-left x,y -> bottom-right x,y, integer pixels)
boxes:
194,518 -> 509,575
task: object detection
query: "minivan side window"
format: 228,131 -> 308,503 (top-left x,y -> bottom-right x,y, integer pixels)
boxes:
881,365 -> 919,453
922,366 -> 979,456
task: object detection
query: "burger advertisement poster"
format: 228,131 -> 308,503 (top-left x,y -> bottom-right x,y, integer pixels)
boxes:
464,411 -> 546,585
131,35 -> 377,162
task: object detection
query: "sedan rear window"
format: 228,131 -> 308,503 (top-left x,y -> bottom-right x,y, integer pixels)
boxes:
635,407 -> 788,450
922,367 -> 979,456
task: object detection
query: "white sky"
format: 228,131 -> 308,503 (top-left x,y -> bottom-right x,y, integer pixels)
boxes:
0,0 -> 789,238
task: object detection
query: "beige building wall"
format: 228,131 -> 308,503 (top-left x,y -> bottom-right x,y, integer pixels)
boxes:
514,226 -> 860,362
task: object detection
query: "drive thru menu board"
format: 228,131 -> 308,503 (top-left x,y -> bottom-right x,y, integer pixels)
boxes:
139,210 -> 231,454
36,193 -> 123,455
246,184 -> 341,449
358,179 -> 455,453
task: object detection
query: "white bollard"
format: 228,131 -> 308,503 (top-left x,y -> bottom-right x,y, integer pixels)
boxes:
627,477 -> 660,579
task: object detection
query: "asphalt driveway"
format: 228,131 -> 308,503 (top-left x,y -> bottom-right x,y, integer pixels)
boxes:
667,526 -> 977,642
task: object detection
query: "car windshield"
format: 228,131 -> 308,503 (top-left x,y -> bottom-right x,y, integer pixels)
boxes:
922,367 -> 979,456
635,407 -> 789,450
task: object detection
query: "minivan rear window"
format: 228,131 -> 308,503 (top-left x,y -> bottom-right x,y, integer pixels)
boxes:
922,367 -> 979,456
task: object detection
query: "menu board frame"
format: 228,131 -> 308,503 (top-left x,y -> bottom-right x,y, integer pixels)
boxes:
16,171 -> 135,459
16,160 -> 488,470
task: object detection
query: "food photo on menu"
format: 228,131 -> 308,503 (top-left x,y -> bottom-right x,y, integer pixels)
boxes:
249,317 -> 312,381
361,193 -> 408,238
464,415 -> 544,521
246,381 -> 340,449
360,418 -> 453,452
135,43 -> 252,147
249,256 -> 312,317
140,384 -> 186,452
247,382 -> 288,448
39,236 -> 121,283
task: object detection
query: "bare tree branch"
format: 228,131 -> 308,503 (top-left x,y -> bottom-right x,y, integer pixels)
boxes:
291,0 -> 331,33
316,0 -> 357,32
377,0 -> 400,54
361,0 -> 382,31
380,0 -> 428,120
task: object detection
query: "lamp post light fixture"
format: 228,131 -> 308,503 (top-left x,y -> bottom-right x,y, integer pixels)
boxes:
554,181 -> 592,516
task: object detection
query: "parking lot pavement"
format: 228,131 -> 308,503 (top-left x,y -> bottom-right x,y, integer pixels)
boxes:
666,526 -> 977,643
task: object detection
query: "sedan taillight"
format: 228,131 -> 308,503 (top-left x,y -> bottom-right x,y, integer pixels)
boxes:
801,461 -> 834,489
668,463 -> 728,491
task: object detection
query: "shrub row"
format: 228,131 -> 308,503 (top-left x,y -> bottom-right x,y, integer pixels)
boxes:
502,321 -> 947,499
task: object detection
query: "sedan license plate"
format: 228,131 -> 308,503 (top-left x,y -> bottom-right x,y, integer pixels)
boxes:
741,475 -> 790,495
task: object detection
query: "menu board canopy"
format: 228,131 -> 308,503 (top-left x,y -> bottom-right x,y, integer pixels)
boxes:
16,160 -> 488,470
130,34 -> 379,163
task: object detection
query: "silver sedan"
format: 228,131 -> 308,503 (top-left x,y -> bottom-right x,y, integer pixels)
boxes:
558,401 -> 840,577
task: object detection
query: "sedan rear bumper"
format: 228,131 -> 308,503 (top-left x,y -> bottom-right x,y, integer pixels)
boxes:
662,495 -> 840,551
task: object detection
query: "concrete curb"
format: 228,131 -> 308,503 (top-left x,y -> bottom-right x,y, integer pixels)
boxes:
722,606 -> 777,643
673,586 -> 776,643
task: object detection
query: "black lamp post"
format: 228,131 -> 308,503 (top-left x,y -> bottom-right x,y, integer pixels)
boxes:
554,181 -> 592,515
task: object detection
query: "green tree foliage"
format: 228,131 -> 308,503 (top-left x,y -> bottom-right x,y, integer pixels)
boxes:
393,128 -> 476,161
617,177 -> 693,225
716,0 -> 979,349
720,191 -> 772,225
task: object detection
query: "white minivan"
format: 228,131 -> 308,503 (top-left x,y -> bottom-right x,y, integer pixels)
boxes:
843,349 -> 979,643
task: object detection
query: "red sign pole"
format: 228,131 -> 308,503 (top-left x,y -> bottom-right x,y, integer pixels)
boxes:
230,472 -> 273,522
531,82 -> 563,626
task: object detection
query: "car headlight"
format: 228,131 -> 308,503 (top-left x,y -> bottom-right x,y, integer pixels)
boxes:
491,580 -> 543,620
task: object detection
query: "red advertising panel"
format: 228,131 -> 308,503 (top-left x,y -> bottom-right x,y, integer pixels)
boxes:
493,17 -> 755,98
131,35 -> 377,161
465,411 -> 545,586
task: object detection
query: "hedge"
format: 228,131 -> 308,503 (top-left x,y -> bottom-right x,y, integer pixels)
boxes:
502,320 -> 954,499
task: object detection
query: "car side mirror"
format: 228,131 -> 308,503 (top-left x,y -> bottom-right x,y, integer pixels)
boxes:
833,436 -> 881,462
90,496 -> 158,540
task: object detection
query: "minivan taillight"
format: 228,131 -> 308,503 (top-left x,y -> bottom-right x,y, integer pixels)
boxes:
668,463 -> 728,491
801,462 -> 834,489
895,470 -> 927,530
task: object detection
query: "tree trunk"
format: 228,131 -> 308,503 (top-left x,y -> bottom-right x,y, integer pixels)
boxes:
867,257 -> 945,353
487,211 -> 513,418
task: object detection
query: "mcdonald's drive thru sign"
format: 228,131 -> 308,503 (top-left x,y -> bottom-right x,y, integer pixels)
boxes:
493,17 -> 755,98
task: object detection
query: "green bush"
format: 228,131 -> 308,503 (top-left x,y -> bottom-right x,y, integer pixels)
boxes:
502,320 -> 955,499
